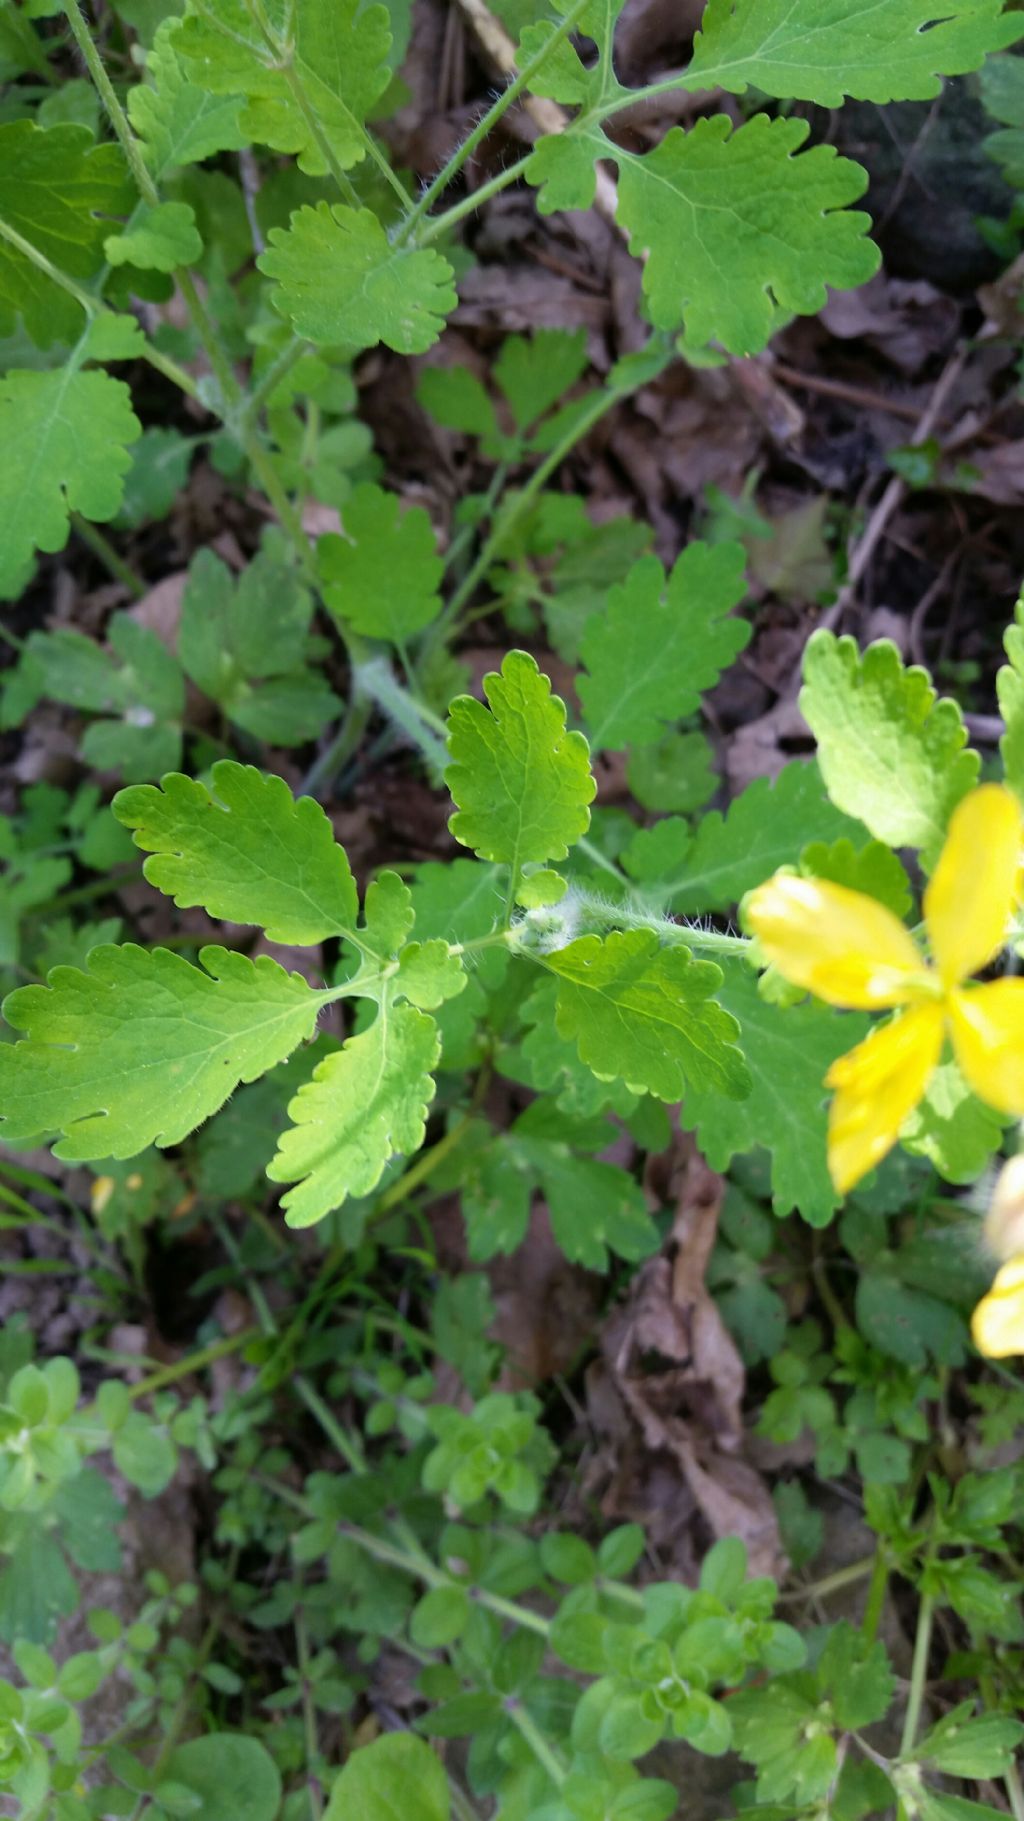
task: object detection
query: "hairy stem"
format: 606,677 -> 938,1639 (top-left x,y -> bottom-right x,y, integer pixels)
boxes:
398,0 -> 590,241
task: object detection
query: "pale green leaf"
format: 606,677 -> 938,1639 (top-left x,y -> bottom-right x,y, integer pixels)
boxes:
997,586 -> 1024,801
901,1060 -> 1010,1185
799,836 -> 913,919
684,0 -> 1022,106
105,200 -> 203,272
259,203 -> 456,353
799,631 -> 979,858
16,613 -> 183,779
446,650 -> 595,867
517,0 -> 629,106
578,543 -> 747,750
175,0 -> 392,177
359,870 -> 416,962
528,115 -> 878,355
128,19 -> 248,175
0,121 -> 132,345
268,1002 -> 440,1226
325,1734 -> 449,1821
113,761 -> 359,945
493,328 -> 589,432
164,1736 -> 281,1821
396,941 -> 468,1010
317,482 -> 443,642
0,944 -> 322,1160
982,58 -> 1024,186
546,928 -> 749,1101
511,1099 -> 659,1269
114,427 -> 194,528
681,961 -> 869,1223
0,369 -> 141,598
416,366 -> 500,448
178,546 -> 339,744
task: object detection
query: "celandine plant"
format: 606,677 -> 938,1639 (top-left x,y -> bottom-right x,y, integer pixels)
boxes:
3,1 -> 1024,1817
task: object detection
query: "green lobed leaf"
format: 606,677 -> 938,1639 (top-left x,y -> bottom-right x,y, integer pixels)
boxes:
917,1705 -> 1024,1779
628,760 -> 859,912
799,835 -> 912,919
175,0 -> 392,177
0,369 -> 141,599
0,944 -> 322,1160
113,762 -> 359,945
900,1059 -> 1010,1185
128,18 -> 248,174
258,203 -> 456,353
178,546 -> 340,745
104,200 -> 203,272
683,0 -> 1023,106
268,1001 -> 440,1227
0,121 -> 132,346
318,482 -> 444,643
528,115 -> 877,355
325,1733 -> 449,1821
800,632 -> 980,859
579,543 -> 748,750
493,328 -> 589,433
446,650 -> 595,868
546,928 -> 750,1102
681,960 -> 869,1223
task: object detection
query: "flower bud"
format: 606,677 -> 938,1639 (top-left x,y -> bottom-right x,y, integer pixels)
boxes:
983,1152 -> 1024,1264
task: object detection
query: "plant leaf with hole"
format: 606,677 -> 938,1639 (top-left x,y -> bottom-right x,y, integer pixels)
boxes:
528,115 -> 878,355
683,0 -> 1022,106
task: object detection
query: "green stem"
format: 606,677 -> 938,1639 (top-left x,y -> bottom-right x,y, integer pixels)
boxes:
398,0 -> 590,242
861,1547 -> 890,1645
355,657 -> 450,773
417,153 -> 533,246
246,0 -> 412,212
295,1601 -> 324,1821
128,1329 -> 257,1400
64,0 -> 159,206
506,1703 -> 567,1787
778,1555 -> 877,1607
300,693 -> 374,798
899,1590 -> 935,1759
437,348 -> 672,637
71,514 -> 145,596
1005,1762 -> 1024,1821
244,335 -> 310,428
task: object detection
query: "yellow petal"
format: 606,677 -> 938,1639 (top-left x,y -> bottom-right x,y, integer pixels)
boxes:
825,1002 -> 945,1194
971,1255 -> 1024,1359
924,784 -> 1023,987
948,980 -> 1024,1115
746,873 -> 929,1009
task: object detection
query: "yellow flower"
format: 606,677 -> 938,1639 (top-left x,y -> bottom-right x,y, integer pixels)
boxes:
972,1153 -> 1024,1359
746,784 -> 1024,1196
